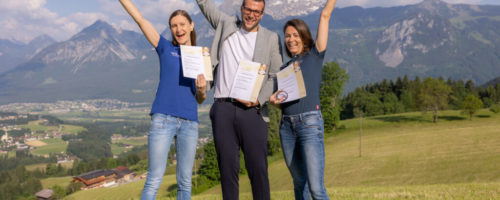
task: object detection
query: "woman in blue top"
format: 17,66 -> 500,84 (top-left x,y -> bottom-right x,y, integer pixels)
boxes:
270,0 -> 337,199
119,1 -> 206,199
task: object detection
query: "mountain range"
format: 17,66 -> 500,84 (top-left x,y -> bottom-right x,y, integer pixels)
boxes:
0,35 -> 55,74
0,0 -> 499,105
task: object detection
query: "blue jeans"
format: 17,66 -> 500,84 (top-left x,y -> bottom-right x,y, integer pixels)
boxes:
280,110 -> 329,200
141,113 -> 198,200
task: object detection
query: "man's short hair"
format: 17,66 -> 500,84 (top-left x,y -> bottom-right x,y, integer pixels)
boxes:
241,0 -> 266,10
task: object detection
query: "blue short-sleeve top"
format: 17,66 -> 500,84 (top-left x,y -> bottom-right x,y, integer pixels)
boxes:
150,36 -> 198,122
281,45 -> 326,115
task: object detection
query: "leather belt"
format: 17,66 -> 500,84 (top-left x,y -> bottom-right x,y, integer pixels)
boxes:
214,98 -> 260,109
214,98 -> 238,103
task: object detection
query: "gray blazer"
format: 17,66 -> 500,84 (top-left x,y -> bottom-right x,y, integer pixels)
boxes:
196,0 -> 283,111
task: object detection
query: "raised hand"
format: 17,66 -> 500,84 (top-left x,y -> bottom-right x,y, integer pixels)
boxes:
315,0 -> 337,52
119,0 -> 160,47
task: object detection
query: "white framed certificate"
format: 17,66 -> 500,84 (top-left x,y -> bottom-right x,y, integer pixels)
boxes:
180,45 -> 213,80
276,61 -> 306,103
228,60 -> 267,102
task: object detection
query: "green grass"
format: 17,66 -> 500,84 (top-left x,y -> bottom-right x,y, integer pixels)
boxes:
111,137 -> 148,155
67,174 -> 177,200
5,151 -> 16,158
59,124 -> 87,134
0,151 -> 11,157
41,176 -> 73,188
17,120 -> 86,135
98,111 -> 150,120
63,110 -> 500,199
156,183 -> 500,200
25,163 -> 49,171
110,143 -> 128,155
202,109 -> 500,196
25,162 -> 73,171
52,110 -> 150,123
31,138 -> 67,156
112,137 -> 148,146
18,120 -> 58,132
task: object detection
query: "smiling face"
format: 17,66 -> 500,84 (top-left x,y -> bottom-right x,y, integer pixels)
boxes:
169,15 -> 194,46
284,26 -> 304,56
240,0 -> 265,32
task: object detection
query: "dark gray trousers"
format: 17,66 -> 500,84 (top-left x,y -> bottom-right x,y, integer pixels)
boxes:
210,101 -> 270,200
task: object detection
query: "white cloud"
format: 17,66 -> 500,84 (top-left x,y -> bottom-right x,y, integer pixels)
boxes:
336,0 -> 417,8
444,0 -> 482,4
0,0 -> 197,43
0,0 -> 497,43
119,20 -> 141,32
67,12 -> 110,29
0,0 -> 109,43
101,0 -> 196,33
100,0 -> 128,17
336,0 -> 487,8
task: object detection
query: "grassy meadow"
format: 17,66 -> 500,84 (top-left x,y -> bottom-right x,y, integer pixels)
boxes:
25,162 -> 73,171
30,138 -> 68,156
50,110 -> 150,123
41,176 -> 74,188
66,174 -> 177,200
66,109 -> 500,199
111,136 -> 148,155
18,120 -> 86,135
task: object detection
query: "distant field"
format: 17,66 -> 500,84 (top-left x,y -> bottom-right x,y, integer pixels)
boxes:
111,137 -> 148,155
4,151 -> 16,158
25,163 -> 50,171
41,176 -> 73,188
112,137 -> 148,146
59,124 -> 86,134
50,107 -> 213,137
31,138 -> 67,156
25,162 -> 73,171
19,120 -> 58,132
17,120 -> 86,135
52,110 -> 150,123
110,144 -> 127,155
25,140 -> 47,147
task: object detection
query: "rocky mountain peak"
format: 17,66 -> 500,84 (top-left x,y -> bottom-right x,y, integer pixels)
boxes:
220,0 -> 325,20
86,20 -> 113,31
25,34 -> 56,60
417,0 -> 449,13
71,20 -> 117,40
30,20 -> 146,72
27,34 -> 55,48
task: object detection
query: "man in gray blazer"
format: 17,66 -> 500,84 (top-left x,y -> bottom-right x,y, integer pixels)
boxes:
196,0 -> 282,199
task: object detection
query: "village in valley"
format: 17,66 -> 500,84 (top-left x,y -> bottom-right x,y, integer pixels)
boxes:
0,99 -> 212,199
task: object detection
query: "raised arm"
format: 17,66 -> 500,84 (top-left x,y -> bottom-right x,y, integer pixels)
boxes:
315,0 -> 337,52
119,0 -> 160,47
196,0 -> 228,29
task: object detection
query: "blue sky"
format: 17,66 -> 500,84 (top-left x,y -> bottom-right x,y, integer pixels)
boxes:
1,0 -> 499,43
